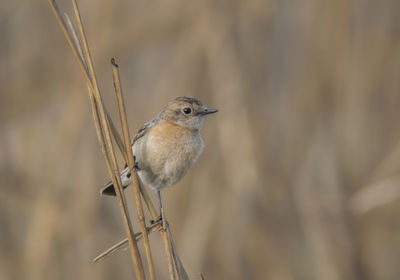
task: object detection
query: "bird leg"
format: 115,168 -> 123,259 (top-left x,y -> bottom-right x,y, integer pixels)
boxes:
150,190 -> 168,229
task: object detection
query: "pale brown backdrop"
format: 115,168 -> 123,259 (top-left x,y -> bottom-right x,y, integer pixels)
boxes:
1,0 -> 400,279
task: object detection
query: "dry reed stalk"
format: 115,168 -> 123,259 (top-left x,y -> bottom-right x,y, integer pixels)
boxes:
167,227 -> 189,280
137,178 -> 158,218
93,222 -> 162,263
71,0 -> 146,276
162,226 -> 177,280
94,174 -> 182,279
106,112 -> 129,163
48,0 -> 145,278
49,1 -> 191,279
111,58 -> 156,280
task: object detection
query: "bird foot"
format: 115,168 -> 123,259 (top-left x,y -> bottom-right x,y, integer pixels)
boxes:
150,215 -> 162,225
133,156 -> 140,170
150,215 -> 169,228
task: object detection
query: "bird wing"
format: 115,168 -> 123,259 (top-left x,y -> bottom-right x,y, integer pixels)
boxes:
101,118 -> 159,196
132,118 -> 159,144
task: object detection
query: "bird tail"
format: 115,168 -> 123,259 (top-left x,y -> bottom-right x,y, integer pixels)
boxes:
100,166 -> 132,196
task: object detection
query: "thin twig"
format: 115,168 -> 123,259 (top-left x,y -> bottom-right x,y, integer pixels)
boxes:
138,176 -> 158,218
162,221 -> 176,280
48,0 -> 89,80
93,222 -> 162,263
112,58 -> 156,280
167,227 -> 189,280
49,1 -> 126,164
70,0 -> 145,277
64,13 -> 86,66
49,1 -> 190,278
106,111 -> 128,163
48,0 -> 145,278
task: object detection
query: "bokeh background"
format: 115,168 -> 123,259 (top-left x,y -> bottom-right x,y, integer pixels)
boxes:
1,0 -> 400,279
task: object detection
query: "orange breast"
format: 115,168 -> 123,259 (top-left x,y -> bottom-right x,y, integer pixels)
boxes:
150,121 -> 192,142
137,120 -> 203,189
146,121 -> 193,168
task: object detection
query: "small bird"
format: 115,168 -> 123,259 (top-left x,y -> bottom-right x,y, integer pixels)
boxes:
101,96 -> 217,221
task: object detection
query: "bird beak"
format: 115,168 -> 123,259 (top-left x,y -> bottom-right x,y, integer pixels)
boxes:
201,108 -> 218,115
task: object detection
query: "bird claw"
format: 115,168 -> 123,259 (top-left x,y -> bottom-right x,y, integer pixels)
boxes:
150,215 -> 162,225
133,156 -> 140,170
150,215 -> 169,228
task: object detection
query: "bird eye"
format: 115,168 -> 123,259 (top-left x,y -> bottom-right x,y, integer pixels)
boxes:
183,107 -> 192,115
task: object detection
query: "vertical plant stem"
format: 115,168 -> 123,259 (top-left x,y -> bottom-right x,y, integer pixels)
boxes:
106,112 -> 128,163
70,0 -> 145,278
161,208 -> 176,280
48,1 -> 188,279
112,58 -> 156,280
137,179 -> 158,218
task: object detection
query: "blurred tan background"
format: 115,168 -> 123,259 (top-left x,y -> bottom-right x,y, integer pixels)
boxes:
1,0 -> 400,279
